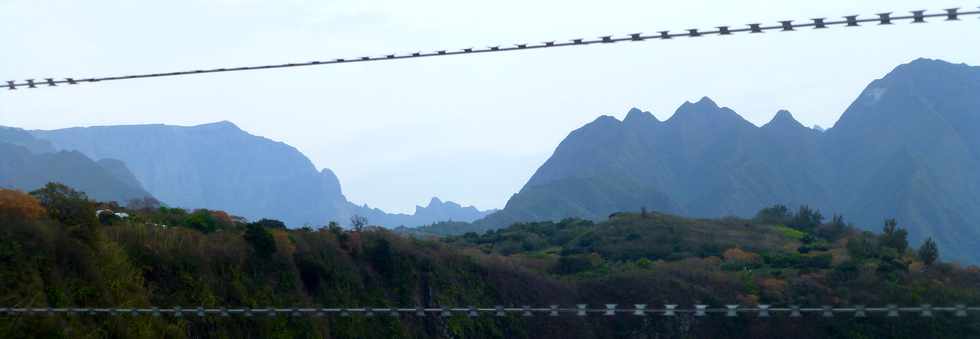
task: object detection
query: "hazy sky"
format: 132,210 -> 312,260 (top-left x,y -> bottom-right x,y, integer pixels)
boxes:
2,0 -> 978,213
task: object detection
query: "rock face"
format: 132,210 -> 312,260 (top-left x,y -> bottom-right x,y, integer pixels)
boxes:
0,128 -> 152,203
30,122 -> 491,227
481,58 -> 980,264
32,121 -> 348,225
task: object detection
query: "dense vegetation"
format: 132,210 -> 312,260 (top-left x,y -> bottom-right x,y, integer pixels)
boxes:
1,184 -> 978,338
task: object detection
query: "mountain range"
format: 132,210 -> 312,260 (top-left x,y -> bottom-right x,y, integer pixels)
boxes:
0,127 -> 152,203
9,122 -> 492,227
3,57 -> 978,262
472,58 -> 980,263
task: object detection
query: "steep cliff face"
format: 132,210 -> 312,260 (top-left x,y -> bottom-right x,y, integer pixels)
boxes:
33,121 -> 349,225
31,122 -> 491,227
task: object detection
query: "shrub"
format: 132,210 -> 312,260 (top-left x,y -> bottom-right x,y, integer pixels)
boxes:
755,204 -> 791,225
554,254 -> 600,275
774,225 -> 805,240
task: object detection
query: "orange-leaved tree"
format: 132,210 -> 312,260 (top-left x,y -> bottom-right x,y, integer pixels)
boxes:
0,189 -> 45,222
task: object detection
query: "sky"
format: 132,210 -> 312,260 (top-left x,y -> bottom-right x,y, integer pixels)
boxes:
1,0 -> 979,213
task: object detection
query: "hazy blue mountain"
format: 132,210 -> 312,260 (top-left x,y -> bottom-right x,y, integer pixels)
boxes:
412,197 -> 495,223
351,197 -> 496,228
30,122 -> 491,227
0,127 -> 55,153
0,128 -> 152,203
479,58 -> 980,263
825,58 -> 980,263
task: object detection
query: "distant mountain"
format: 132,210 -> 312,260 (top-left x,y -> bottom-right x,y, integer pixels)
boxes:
355,197 -> 496,228
477,58 -> 980,263
0,126 -> 55,153
826,58 -> 980,264
0,128 -> 152,203
29,122 -> 491,227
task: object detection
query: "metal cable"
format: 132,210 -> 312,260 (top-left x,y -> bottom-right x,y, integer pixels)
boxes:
4,7 -> 978,91
0,304 -> 976,318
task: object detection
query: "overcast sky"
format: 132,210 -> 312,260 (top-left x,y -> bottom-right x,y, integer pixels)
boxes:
2,0 -> 978,213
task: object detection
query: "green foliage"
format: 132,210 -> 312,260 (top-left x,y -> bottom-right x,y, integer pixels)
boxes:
846,232 -> 879,260
554,254 -> 600,274
881,218 -> 909,254
918,237 -> 939,266
1,190 -> 979,339
761,252 -> 832,270
789,205 -> 823,232
251,218 -> 287,229
754,204 -> 791,224
185,209 -> 221,233
244,223 -> 277,258
774,225 -> 806,240
29,182 -> 96,226
816,214 -> 848,241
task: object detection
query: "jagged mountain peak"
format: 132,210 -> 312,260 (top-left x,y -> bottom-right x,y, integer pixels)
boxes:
417,197 -> 465,210
667,96 -> 751,128
623,107 -> 660,125
675,96 -> 719,112
488,58 -> 980,264
763,110 -> 805,130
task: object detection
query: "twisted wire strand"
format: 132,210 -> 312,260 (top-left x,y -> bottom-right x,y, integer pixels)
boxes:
0,304 -> 975,318
4,7 -> 978,91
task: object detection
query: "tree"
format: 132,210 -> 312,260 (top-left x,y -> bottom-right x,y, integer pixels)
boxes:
29,183 -> 96,226
755,204 -> 791,225
251,218 -> 287,229
350,215 -> 367,231
880,218 -> 909,254
126,196 -> 161,211
0,189 -> 45,222
918,237 -> 939,266
209,210 -> 235,228
185,209 -> 220,233
816,214 -> 848,240
789,205 -> 823,231
97,210 -> 121,225
846,233 -> 877,260
243,223 -> 277,258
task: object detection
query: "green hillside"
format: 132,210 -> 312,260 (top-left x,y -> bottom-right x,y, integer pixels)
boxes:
1,184 -> 978,338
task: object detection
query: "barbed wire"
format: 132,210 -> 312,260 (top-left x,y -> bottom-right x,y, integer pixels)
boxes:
1,304 -> 976,318
4,7 -> 978,91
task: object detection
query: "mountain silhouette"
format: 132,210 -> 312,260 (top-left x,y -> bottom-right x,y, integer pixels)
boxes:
29,122 -> 491,227
0,127 -> 152,202
479,58 -> 980,263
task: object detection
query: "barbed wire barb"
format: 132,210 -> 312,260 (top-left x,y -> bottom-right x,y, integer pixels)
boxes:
3,7 -> 978,91
0,304 -> 976,319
